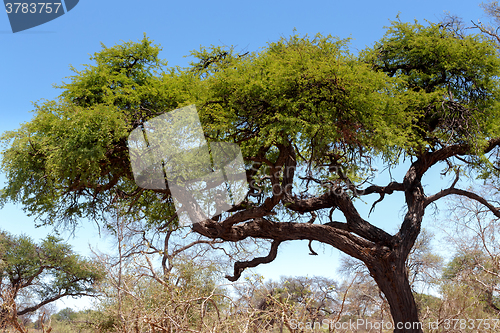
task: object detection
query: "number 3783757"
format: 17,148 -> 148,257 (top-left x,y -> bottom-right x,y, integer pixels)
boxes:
5,3 -> 62,14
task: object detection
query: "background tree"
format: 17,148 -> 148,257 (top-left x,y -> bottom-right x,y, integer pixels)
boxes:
232,275 -> 340,332
441,184 -> 500,314
2,18 -> 500,332
0,231 -> 104,332
53,307 -> 78,322
87,210 -> 235,333
468,1 -> 500,45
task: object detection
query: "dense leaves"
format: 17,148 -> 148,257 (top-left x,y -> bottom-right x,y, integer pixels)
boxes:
363,19 -> 500,149
1,22 -> 500,226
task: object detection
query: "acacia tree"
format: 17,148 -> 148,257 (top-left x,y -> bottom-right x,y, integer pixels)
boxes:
1,19 -> 500,332
0,231 -> 104,332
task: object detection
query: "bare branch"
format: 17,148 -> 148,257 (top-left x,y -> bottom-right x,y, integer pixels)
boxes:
225,240 -> 282,281
308,240 -> 318,256
425,188 -> 500,219
17,291 -> 96,316
369,193 -> 385,216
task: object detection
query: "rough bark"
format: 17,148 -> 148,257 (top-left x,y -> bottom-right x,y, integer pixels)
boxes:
367,250 -> 423,333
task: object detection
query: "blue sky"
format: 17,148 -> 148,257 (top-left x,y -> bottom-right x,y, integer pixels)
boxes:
0,0 -> 491,310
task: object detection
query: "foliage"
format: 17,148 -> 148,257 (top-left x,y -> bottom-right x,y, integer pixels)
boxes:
49,308 -> 104,333
4,21 -> 500,226
0,231 -> 104,332
52,307 -> 78,322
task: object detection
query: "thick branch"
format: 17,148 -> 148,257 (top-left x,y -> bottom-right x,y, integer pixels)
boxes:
192,218 -> 375,263
424,188 -> 500,219
416,138 -> 500,177
17,291 -> 94,316
396,160 -> 426,258
284,189 -> 393,245
360,181 -> 405,196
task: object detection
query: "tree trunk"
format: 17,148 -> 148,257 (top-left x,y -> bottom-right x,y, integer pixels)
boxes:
368,253 -> 423,333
